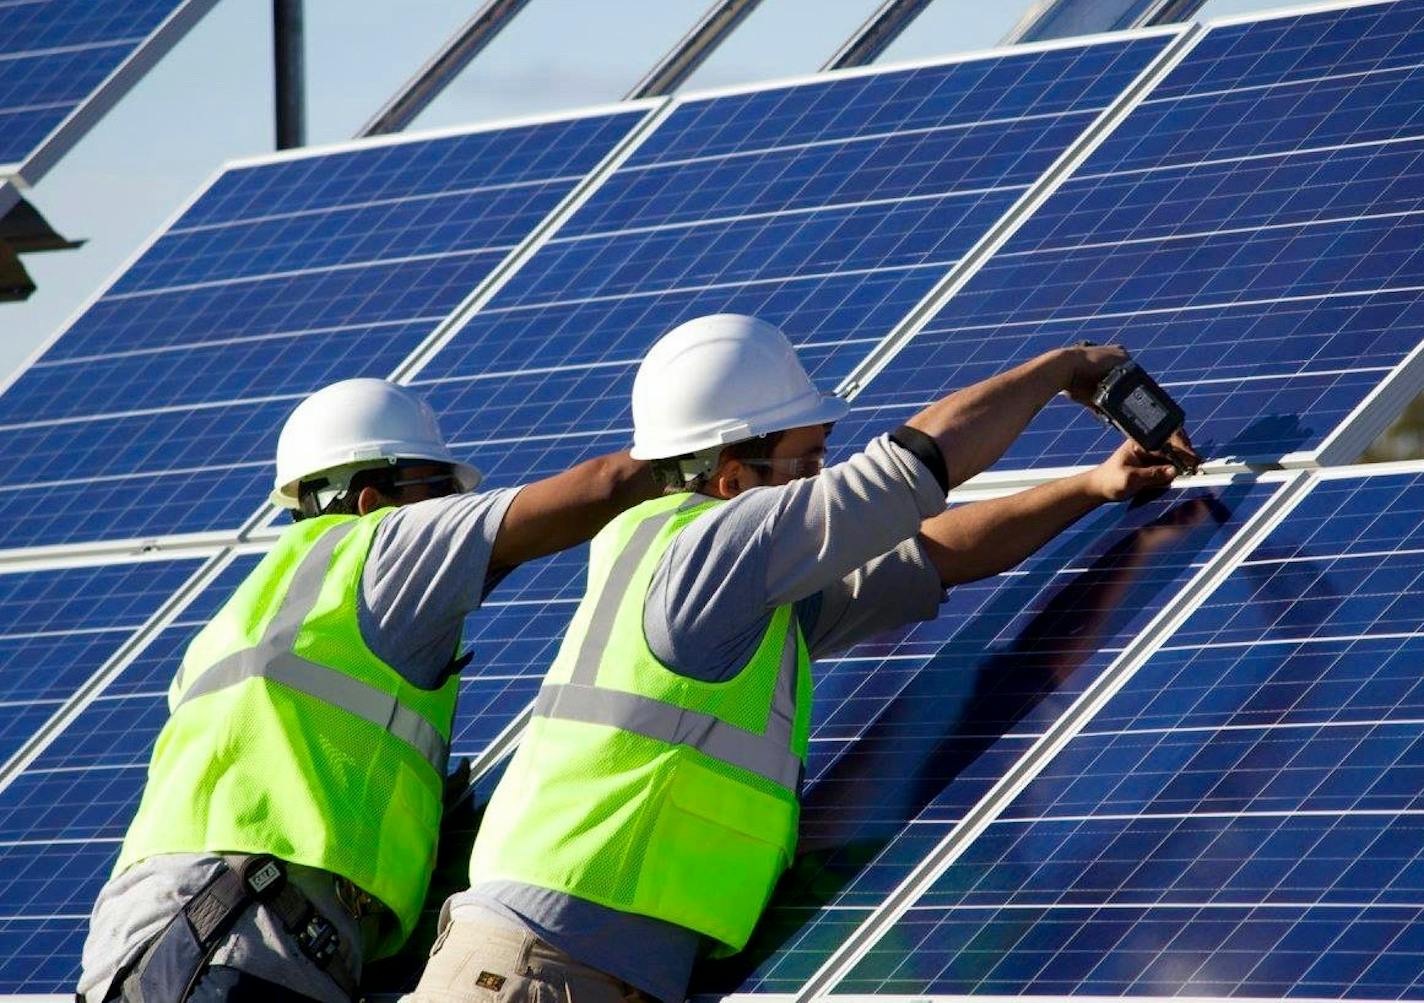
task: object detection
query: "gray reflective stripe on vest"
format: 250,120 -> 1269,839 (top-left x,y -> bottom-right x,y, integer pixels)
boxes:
538,497 -> 803,790
175,520 -> 449,775
535,673 -> 800,790
568,503 -> 689,686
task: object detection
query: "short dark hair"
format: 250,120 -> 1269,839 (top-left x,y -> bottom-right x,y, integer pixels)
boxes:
721,429 -> 787,465
651,430 -> 789,494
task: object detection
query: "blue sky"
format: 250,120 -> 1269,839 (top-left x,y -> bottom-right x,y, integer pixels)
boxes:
3,0 -> 1282,381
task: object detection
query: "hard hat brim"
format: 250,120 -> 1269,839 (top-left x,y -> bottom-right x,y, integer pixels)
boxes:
630,393 -> 849,461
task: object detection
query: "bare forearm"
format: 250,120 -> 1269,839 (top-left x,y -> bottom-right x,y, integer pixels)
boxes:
905,350 -> 1071,489
918,471 -> 1105,586
490,451 -> 657,569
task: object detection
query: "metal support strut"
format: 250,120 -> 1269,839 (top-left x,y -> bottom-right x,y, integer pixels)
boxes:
1003,0 -> 1206,45
358,0 -> 534,138
822,0 -> 935,71
625,0 -> 766,100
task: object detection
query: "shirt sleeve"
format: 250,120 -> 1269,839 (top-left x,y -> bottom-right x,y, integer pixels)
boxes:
358,486 -> 521,690
802,536 -> 945,659
644,435 -> 946,682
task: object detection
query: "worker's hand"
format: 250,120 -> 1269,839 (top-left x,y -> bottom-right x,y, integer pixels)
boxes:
1088,439 -> 1180,502
1164,426 -> 1202,473
1060,343 -> 1130,406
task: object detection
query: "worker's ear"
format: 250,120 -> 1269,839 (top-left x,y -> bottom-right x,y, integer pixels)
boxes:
711,460 -> 751,500
356,485 -> 389,516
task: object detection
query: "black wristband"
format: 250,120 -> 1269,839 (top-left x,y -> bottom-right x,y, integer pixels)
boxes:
889,425 -> 949,495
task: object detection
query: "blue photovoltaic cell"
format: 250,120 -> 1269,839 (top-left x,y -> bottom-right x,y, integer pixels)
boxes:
448,546 -> 592,759
687,476 -> 1279,995
0,557 -> 200,769
836,468 -> 1424,998
0,553 -> 256,993
0,1 -> 202,172
0,109 -> 646,550
843,0 -> 1424,472
411,34 -> 1175,481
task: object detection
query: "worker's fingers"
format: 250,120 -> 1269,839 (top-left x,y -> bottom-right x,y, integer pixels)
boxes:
1167,428 -> 1201,471
1127,464 -> 1178,491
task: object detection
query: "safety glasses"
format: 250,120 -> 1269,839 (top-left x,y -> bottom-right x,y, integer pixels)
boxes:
389,471 -> 462,496
738,456 -> 823,479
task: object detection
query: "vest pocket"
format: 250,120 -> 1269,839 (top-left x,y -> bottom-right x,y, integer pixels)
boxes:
638,756 -> 797,952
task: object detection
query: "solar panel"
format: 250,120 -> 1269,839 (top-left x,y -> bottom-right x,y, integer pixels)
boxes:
0,551 -> 258,994
0,0 -> 219,197
684,473 -> 1290,995
3,1 -> 1424,999
830,461 -> 1424,999
840,0 -> 1424,477
0,107 -> 652,550
0,555 -> 204,772
409,31 -> 1183,487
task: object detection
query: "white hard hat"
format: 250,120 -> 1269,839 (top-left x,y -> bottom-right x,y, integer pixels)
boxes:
629,314 -> 849,460
270,378 -> 480,510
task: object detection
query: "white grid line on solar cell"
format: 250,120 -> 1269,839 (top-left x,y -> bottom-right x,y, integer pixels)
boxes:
1069,125 -> 1424,188
0,391 -> 309,432
913,283 -> 1424,338
423,259 -> 953,319
30,316 -> 451,368
909,200 -> 1424,321
160,174 -> 592,236
1130,53 -> 1424,110
612,108 -> 1097,176
825,996 -> 1422,1003
2,98 -> 71,115
1155,629 -> 1424,653
0,459 -> 265,494
1000,806 -> 1424,823
994,206 -> 1424,261
1204,0 -> 1403,29
0,38 -> 139,63
539,182 -> 1034,245
0,627 -> 133,643
97,245 -> 525,301
887,900 -> 1424,911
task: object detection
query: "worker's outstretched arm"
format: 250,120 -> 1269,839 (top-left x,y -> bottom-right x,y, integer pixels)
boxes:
918,441 -> 1179,586
490,451 -> 657,571
906,344 -> 1128,490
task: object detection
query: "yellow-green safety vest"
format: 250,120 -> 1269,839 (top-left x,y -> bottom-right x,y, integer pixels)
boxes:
470,493 -> 813,955
116,510 -> 460,957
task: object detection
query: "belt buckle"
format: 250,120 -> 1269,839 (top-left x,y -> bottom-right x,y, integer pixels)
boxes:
298,912 -> 340,966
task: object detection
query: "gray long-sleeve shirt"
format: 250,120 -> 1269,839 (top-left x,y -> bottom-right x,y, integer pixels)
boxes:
451,436 -> 948,1003
78,487 -> 520,1003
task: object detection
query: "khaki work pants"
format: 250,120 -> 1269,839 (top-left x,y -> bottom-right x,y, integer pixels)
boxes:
399,918 -> 659,1003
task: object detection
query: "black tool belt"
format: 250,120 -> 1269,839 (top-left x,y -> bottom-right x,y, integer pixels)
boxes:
97,854 -> 359,1002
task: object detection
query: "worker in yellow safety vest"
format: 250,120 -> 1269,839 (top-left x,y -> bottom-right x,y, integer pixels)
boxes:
403,314 -> 1200,1003
77,378 -> 657,1003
